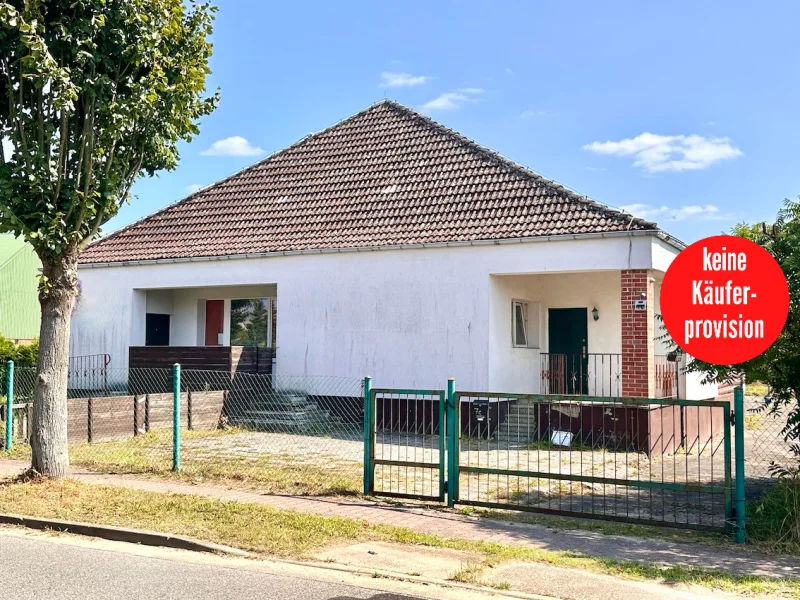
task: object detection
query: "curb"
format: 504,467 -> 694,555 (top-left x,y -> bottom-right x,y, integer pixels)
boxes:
0,513 -> 250,557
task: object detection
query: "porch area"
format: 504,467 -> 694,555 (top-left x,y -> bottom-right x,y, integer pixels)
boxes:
132,283 -> 277,364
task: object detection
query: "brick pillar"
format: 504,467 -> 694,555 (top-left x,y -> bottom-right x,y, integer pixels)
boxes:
621,269 -> 655,398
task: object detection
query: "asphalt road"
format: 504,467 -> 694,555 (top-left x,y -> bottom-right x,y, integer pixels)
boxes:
0,529 -> 422,600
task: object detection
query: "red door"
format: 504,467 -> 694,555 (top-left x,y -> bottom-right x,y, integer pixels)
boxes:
205,300 -> 224,346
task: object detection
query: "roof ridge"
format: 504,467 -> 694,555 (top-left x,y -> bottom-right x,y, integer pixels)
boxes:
380,100 -> 655,229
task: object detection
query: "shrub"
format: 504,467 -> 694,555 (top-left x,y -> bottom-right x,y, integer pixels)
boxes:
749,464 -> 800,551
0,336 -> 38,369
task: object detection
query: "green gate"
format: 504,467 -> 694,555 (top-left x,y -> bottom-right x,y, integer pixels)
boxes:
363,378 -> 446,501
451,391 -> 734,533
364,379 -> 744,537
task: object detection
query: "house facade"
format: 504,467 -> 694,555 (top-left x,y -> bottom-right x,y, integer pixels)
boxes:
72,101 -> 715,400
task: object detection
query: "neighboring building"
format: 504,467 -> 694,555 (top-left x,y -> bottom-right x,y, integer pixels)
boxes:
0,234 -> 41,343
72,100 -> 715,400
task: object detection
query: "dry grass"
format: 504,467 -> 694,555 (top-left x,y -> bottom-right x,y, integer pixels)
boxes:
4,429 -> 362,496
0,478 -> 797,597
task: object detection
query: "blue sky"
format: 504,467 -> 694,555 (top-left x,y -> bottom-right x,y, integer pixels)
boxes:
113,0 -> 800,243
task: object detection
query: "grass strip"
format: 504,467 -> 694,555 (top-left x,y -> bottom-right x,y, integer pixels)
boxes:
0,478 -> 797,597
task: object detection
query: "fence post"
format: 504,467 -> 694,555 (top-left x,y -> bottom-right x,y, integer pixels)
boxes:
362,376 -> 373,496
734,385 -> 746,544
187,390 -> 193,431
446,378 -> 456,507
173,363 -> 181,472
87,397 -> 93,443
5,360 -> 13,451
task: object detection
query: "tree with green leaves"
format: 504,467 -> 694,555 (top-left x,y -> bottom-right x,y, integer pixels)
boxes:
0,0 -> 218,477
682,199 -> 800,457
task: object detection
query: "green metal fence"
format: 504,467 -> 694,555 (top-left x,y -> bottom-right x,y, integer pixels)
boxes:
364,378 -> 746,538
0,360 -> 758,541
363,382 -> 446,501
452,391 -> 733,533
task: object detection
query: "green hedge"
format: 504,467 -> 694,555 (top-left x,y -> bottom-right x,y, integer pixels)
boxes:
0,336 -> 38,368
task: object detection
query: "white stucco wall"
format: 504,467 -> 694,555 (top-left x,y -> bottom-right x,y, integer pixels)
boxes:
72,235 -> 674,391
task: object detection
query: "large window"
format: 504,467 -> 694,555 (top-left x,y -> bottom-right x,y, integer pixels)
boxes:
230,298 -> 272,347
512,300 -> 539,348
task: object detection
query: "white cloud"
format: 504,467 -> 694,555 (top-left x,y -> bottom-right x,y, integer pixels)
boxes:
379,72 -> 429,88
185,183 -> 203,194
201,136 -> 265,157
620,203 -> 728,222
582,133 -> 742,173
422,88 -> 484,111
520,109 -> 547,119
504,67 -> 514,75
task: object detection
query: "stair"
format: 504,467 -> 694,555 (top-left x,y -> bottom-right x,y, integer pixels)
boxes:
495,401 -> 539,442
227,391 -> 342,433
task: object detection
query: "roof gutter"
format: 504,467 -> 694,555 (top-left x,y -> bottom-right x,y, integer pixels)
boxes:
78,229 -> 686,269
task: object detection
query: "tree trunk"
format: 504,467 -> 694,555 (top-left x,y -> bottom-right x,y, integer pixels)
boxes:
31,248 -> 79,478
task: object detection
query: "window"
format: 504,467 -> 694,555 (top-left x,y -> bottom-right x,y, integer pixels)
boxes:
512,300 -> 539,348
230,298 -> 272,347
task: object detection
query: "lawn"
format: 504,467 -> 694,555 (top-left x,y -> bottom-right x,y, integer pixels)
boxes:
4,428 -> 363,496
0,478 -> 798,598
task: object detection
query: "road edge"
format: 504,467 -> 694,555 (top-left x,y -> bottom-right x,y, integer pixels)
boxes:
0,513 -> 250,557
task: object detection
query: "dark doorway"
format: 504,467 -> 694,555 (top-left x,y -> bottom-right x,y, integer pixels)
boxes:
205,299 -> 224,346
547,308 -> 588,394
145,313 -> 170,346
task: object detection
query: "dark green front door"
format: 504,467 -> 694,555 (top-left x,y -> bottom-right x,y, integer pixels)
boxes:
548,308 -> 588,394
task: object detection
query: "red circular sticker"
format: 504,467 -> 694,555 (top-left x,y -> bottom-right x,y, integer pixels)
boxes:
660,235 -> 789,365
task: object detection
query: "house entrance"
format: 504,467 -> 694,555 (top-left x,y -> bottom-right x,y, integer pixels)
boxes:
547,308 -> 588,394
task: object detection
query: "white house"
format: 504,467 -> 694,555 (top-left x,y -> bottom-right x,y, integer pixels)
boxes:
72,100 -> 716,400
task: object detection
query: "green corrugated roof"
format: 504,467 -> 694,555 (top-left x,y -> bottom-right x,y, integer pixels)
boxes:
0,235 -> 40,340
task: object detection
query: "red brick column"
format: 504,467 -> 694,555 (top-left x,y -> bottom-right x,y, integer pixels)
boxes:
621,269 -> 655,398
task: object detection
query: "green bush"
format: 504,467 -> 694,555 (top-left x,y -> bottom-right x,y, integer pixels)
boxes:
748,469 -> 800,552
0,336 -> 38,368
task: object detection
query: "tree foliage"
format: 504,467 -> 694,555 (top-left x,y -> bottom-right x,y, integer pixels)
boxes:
685,199 -> 800,449
0,0 -> 218,477
0,0 -> 219,261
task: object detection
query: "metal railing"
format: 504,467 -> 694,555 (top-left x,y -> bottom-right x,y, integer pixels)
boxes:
540,353 -> 680,399
654,354 -> 679,399
68,354 -> 112,396
540,353 -> 622,397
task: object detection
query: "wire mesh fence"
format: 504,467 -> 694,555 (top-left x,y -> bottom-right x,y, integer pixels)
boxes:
742,391 -> 798,499
1,361 -> 798,519
2,366 -> 364,496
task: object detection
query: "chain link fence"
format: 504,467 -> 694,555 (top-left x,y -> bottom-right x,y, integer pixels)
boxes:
1,363 -> 798,507
742,391 -> 797,498
2,365 -> 364,496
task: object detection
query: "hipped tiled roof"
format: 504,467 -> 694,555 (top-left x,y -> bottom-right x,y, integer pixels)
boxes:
80,101 -> 658,264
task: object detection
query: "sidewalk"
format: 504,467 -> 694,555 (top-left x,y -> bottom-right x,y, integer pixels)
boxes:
0,459 -> 797,579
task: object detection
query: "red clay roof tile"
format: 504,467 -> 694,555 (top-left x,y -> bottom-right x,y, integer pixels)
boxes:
80,101 -> 658,264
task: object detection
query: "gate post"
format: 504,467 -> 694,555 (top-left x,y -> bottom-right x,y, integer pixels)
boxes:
734,385 -> 746,544
446,378 -> 456,507
362,376 -> 373,496
5,360 -> 13,451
